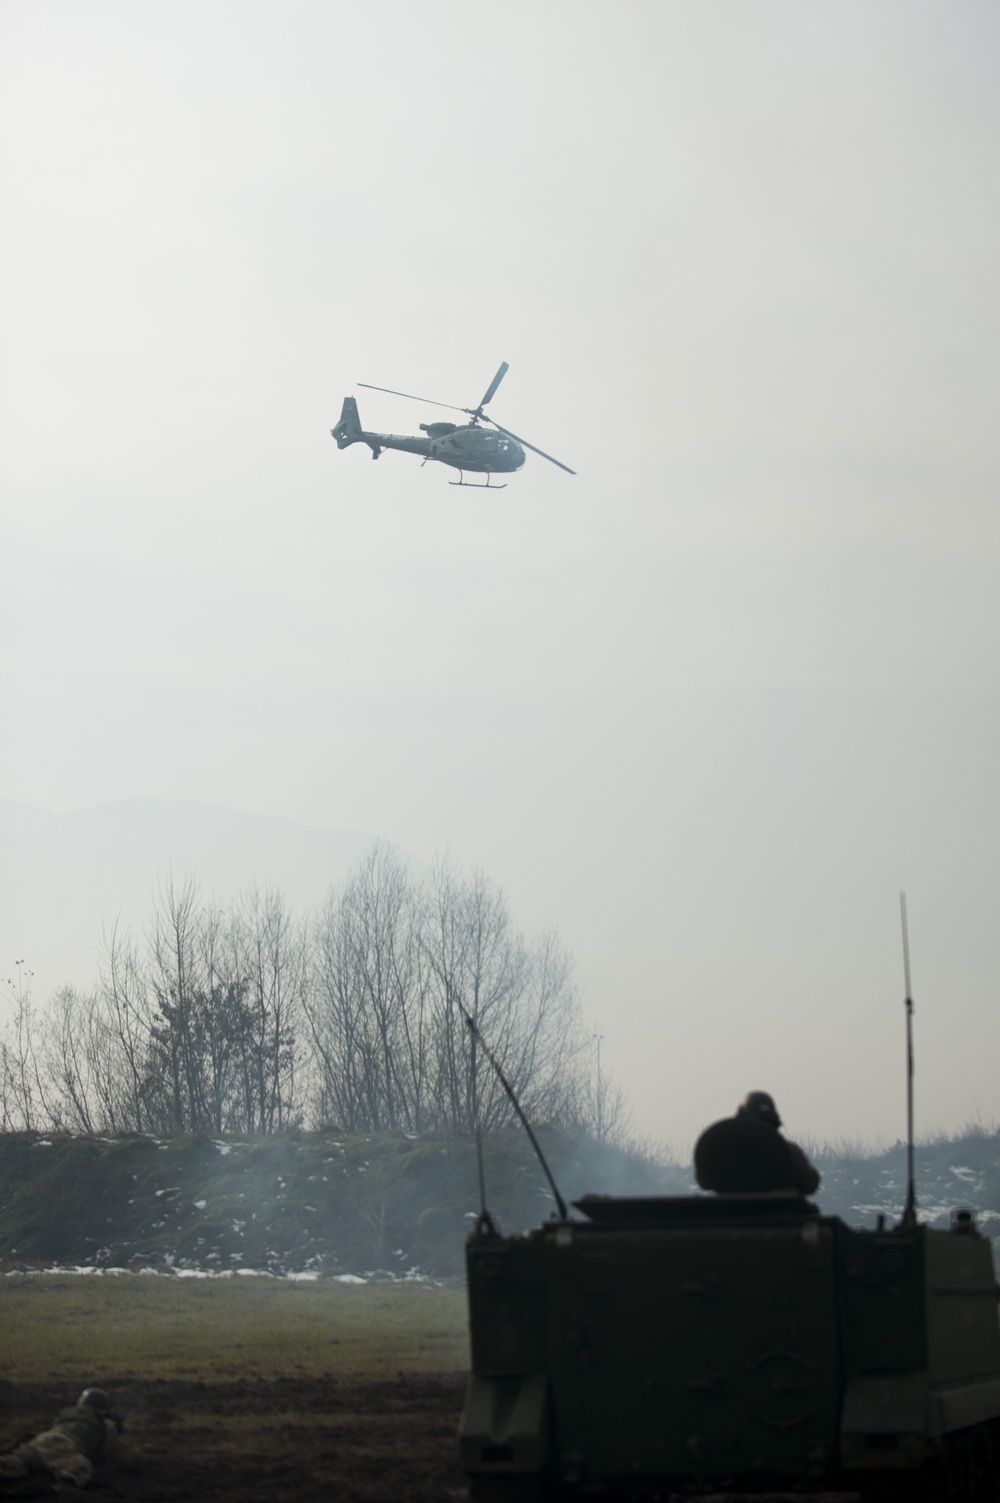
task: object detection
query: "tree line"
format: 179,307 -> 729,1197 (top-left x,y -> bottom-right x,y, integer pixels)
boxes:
1,846 -> 624,1141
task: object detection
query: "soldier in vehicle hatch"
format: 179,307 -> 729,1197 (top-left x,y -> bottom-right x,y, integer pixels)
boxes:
0,1386 -> 124,1489
694,1091 -> 820,1196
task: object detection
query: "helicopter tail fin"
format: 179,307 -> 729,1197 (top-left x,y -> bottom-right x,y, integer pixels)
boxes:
332,396 -> 363,449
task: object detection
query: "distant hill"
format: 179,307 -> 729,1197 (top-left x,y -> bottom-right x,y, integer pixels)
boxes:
0,1128 -> 690,1278
0,799 -> 394,1001
813,1131 -> 1000,1249
0,1128 -> 995,1279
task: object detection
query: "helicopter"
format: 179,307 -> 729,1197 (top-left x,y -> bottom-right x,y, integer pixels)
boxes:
330,362 -> 575,487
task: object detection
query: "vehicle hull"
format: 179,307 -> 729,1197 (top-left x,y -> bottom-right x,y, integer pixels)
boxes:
460,1195 -> 1000,1498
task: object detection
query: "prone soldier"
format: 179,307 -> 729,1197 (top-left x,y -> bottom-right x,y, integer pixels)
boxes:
0,1386 -> 124,1489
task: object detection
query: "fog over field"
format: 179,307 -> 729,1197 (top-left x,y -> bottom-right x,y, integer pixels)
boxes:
2,2 -> 998,1153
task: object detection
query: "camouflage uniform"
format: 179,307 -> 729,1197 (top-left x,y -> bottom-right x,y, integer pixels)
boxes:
0,1396 -> 122,1488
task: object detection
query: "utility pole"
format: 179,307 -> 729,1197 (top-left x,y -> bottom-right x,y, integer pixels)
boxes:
593,1033 -> 605,1140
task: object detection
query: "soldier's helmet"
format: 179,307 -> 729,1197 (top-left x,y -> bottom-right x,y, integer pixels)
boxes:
737,1091 -> 782,1129
78,1388 -> 112,1414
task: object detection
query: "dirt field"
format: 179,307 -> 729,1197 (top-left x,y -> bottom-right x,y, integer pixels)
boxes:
0,1375 -> 885,1503
0,1376 -> 915,1503
0,1275 -> 951,1502
0,1373 -> 470,1503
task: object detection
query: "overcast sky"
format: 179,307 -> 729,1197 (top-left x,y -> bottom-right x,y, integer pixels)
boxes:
2,1 -> 998,1155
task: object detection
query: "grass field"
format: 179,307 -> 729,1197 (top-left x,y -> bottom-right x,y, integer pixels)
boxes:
1,1272 -> 470,1385
0,1274 -> 472,1501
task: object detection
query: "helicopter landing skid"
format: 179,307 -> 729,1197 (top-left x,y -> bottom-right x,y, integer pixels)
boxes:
449,473 -> 506,489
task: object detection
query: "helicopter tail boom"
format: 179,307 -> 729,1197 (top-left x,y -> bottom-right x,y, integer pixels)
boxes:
332,396 -> 364,449
331,395 -> 433,462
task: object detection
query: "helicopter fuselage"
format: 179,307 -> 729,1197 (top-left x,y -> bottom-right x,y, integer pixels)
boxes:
421,421 -> 525,474
332,399 -> 525,476
331,370 -> 573,486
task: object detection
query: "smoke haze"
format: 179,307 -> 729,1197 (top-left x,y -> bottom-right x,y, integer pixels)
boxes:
2,2 -> 998,1152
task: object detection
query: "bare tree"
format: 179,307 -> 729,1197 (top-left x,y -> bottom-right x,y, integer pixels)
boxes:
307,852 -> 587,1136
6,852 -> 604,1144
93,920 -> 157,1131
423,865 -> 586,1134
0,962 -> 58,1130
425,863 -> 526,1132
0,1034 -> 12,1132
307,846 -> 427,1132
6,880 -> 309,1137
226,884 -> 306,1133
147,876 -> 207,1130
38,987 -> 97,1133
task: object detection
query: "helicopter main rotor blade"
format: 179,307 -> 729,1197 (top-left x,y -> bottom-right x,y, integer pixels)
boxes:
476,361 -> 509,412
491,421 -> 576,475
358,383 -> 468,414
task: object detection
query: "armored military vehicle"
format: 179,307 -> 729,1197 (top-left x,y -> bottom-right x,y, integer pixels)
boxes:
459,901 -> 1000,1496
460,1191 -> 1000,1498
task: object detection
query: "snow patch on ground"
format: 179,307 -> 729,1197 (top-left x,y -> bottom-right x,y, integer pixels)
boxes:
4,1263 -> 436,1284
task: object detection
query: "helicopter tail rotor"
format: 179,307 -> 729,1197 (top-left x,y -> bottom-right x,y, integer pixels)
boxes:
331,395 -> 363,449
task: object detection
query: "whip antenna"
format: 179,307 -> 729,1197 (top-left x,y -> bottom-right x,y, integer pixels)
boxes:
423,947 -> 569,1220
469,1014 -> 488,1218
462,1004 -> 570,1220
899,892 -> 917,1227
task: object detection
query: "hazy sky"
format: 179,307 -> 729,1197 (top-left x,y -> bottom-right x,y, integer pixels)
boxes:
2,1 -> 998,1154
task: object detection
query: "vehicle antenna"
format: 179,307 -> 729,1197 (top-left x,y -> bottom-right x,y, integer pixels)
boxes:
469,1011 -> 488,1219
461,1002 -> 570,1220
422,947 -> 569,1220
899,892 -> 917,1228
